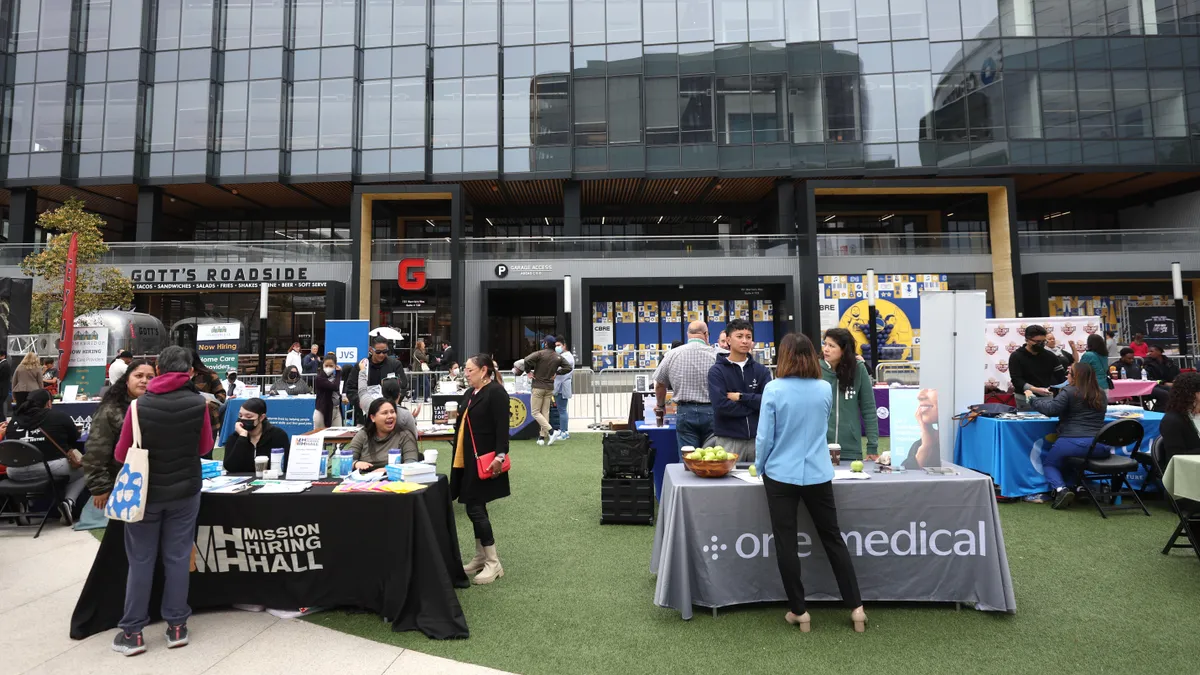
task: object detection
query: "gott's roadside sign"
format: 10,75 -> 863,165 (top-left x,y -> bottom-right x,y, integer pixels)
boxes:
129,266 -> 326,290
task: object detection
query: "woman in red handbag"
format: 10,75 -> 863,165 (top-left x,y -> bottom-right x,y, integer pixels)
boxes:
452,354 -> 511,585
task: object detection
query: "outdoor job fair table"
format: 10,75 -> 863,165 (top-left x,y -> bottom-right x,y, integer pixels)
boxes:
70,476 -> 471,640
953,411 -> 1163,498
651,463 -> 1016,619
219,395 -> 316,446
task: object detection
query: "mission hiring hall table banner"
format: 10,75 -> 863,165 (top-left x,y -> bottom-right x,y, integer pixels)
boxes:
70,478 -> 470,640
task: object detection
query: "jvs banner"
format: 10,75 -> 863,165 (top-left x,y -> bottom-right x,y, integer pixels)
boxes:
196,323 -> 241,374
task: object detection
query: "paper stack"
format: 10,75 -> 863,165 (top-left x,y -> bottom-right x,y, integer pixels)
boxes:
396,462 -> 437,484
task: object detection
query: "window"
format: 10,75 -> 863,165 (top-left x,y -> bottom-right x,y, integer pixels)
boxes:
646,77 -> 680,144
680,75 -> 715,143
609,76 -> 642,143
574,78 -> 607,145
824,74 -> 860,141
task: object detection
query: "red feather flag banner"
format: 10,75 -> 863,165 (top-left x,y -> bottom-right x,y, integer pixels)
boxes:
57,233 -> 80,377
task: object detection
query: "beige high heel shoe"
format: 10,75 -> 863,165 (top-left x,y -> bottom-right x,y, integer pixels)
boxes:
784,612 -> 811,632
851,606 -> 868,632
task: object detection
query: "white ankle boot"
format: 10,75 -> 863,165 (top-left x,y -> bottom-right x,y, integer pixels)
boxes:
463,539 -> 486,575
473,544 -> 504,584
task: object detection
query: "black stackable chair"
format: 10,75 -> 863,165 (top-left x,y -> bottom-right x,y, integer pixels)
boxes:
1148,437 -> 1200,561
1063,419 -> 1150,518
0,440 -> 67,538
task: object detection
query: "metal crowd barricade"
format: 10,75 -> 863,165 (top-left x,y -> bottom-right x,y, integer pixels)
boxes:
875,360 -> 920,385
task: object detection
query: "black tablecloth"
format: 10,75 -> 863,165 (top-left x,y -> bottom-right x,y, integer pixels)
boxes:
70,476 -> 470,640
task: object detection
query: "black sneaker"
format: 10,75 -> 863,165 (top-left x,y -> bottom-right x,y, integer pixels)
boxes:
1052,488 -> 1075,510
58,499 -> 75,526
165,623 -> 190,648
112,630 -> 146,656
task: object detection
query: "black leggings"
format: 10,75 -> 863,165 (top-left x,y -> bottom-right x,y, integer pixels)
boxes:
466,503 -> 495,546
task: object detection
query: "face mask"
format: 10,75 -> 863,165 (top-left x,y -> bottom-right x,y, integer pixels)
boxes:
241,418 -> 257,431
451,369 -> 459,377
1030,342 -> 1045,353
555,346 -> 563,354
228,375 -> 237,382
324,367 -> 335,376
287,372 -> 298,381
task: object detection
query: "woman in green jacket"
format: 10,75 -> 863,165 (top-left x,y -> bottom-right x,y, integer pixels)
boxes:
1072,333 -> 1111,390
820,328 -> 879,462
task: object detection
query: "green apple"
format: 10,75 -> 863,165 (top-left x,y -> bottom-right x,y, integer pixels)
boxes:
851,460 -> 865,473
748,465 -> 758,477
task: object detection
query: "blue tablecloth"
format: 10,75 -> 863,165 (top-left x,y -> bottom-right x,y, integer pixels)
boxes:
636,421 -> 679,500
219,396 -> 317,446
954,412 -> 1162,498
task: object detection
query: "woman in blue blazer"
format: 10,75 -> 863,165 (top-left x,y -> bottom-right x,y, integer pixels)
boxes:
754,332 -> 867,633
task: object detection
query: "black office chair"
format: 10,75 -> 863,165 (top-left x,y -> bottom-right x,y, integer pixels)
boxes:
1063,419 -> 1150,518
0,440 -> 66,538
1149,438 -> 1200,561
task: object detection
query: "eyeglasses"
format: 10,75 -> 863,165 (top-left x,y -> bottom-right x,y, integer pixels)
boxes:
1029,338 -> 1046,345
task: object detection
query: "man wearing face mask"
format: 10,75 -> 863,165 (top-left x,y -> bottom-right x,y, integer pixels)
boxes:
225,370 -> 245,398
1008,324 -> 1067,410
270,365 -> 311,395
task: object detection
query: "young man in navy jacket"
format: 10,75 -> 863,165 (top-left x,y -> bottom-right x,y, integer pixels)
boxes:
706,318 -> 772,462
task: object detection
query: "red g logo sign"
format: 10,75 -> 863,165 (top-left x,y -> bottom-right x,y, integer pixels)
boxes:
398,258 -> 426,291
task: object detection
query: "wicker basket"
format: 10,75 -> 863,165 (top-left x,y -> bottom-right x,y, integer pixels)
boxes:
682,454 -> 739,478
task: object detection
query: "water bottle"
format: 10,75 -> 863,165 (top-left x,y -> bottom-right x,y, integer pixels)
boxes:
337,449 -> 353,476
1120,366 -> 1126,379
319,451 -> 329,477
270,448 -> 285,473
388,448 -> 402,465
1141,367 -> 1148,380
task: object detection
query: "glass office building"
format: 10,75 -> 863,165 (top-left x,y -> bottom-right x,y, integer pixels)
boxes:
1,0 -> 1197,363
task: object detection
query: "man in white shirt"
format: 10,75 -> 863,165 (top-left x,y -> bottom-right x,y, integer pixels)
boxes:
107,351 -> 133,384
224,370 -> 246,398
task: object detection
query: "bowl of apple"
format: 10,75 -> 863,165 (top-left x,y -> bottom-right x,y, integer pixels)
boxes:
682,446 -> 739,478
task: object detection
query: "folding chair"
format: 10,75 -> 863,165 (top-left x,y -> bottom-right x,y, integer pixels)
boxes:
0,440 -> 67,538
1150,438 -> 1200,561
1064,419 -> 1150,518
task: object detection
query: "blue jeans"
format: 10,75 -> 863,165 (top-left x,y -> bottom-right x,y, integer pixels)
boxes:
1041,436 -> 1101,490
120,493 -> 201,633
675,403 -> 714,451
554,393 -> 570,433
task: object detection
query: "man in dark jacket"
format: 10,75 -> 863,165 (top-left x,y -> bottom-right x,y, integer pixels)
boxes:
357,335 -> 407,412
1143,343 -> 1182,410
1008,324 -> 1066,410
517,336 -> 573,446
434,340 -> 456,371
706,318 -> 772,462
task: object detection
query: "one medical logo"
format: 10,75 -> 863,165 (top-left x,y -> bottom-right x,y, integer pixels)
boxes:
193,524 -> 325,573
876,406 -> 890,420
703,521 -> 990,560
495,264 -> 509,278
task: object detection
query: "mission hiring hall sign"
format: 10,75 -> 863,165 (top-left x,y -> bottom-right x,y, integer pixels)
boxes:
128,265 -> 327,291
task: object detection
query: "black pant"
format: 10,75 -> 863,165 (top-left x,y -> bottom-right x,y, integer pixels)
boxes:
465,503 -> 494,547
763,475 -> 862,614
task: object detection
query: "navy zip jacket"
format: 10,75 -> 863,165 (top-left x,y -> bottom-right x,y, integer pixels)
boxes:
707,352 -> 773,440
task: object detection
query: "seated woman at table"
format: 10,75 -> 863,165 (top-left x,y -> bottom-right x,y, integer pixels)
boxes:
1160,372 -> 1200,471
224,398 -> 291,474
271,365 -> 311,396
1071,333 -> 1111,390
313,356 -> 343,430
1,389 -> 87,524
83,360 -> 154,514
348,398 -> 418,472
1030,362 -> 1108,510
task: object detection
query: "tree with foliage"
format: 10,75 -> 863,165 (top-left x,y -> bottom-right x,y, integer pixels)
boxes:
19,198 -> 133,333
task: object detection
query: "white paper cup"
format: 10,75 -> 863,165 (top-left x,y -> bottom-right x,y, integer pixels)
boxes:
445,401 -> 458,412
424,448 -> 439,464
254,456 -> 269,478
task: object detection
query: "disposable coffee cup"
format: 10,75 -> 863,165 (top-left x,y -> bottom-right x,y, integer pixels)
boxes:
424,448 -> 439,465
828,443 -> 842,465
445,400 -> 458,423
254,455 -> 269,479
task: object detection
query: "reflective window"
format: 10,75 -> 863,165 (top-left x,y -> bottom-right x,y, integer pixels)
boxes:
537,0 -> 569,43
504,0 -> 535,45
319,79 -> 353,148
607,0 -> 641,42
574,78 -> 607,145
857,0 -> 891,42
1041,71 -> 1079,138
680,75 -> 715,142
395,0 -> 429,45
503,76 -> 534,147
176,81 -> 212,150
248,80 -> 283,149
825,73 -> 860,141
221,81 -> 249,151
716,0 -> 749,43
785,0 -> 819,43
1077,71 -> 1114,138
290,80 -> 320,149
1150,70 -> 1186,137
392,78 -> 428,147
536,76 -> 571,143
646,77 -> 681,144
645,0 -> 678,44
679,0 -> 715,42
433,79 -> 464,146
103,81 -> 139,151
464,77 -> 500,146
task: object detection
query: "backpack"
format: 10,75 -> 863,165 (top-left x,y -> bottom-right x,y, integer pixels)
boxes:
954,403 -> 1017,427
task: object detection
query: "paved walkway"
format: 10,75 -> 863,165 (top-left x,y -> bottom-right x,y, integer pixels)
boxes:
1,524 -> 511,675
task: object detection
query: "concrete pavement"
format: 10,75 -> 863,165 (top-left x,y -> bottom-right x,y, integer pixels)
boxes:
0,524 -> 511,675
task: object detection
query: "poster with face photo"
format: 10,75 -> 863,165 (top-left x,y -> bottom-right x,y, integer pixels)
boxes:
888,387 -> 942,469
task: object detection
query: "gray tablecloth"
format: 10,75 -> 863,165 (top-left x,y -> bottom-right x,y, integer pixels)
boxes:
650,463 -> 1016,618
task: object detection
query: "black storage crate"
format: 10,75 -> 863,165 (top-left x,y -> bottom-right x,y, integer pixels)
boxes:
600,478 -> 655,525
602,431 -> 654,479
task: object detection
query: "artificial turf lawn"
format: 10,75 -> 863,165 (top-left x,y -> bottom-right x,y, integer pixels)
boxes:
304,433 -> 1200,675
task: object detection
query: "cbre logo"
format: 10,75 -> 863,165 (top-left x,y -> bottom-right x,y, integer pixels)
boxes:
398,258 -> 426,291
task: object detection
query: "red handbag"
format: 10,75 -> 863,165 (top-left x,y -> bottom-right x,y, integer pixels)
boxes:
467,411 -> 510,480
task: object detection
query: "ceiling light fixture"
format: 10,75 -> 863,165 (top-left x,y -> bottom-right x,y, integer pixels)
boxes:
601,216 -> 605,224
824,214 -> 837,222
486,218 -> 494,226
946,212 -> 954,217
544,217 -> 550,225
658,216 -> 664,224
426,219 -> 435,227
881,213 -> 894,221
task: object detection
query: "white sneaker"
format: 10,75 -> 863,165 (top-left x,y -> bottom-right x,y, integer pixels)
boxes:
537,438 -> 546,446
548,430 -> 560,446
560,432 -> 571,440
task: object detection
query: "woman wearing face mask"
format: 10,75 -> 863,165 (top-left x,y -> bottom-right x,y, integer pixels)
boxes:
441,362 -> 467,390
313,357 -> 343,429
271,365 -> 310,395
347,398 -> 418,471
224,398 -> 290,474
83,360 -> 155,513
